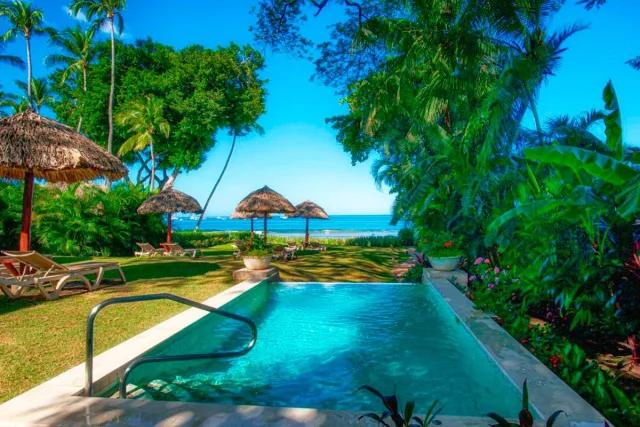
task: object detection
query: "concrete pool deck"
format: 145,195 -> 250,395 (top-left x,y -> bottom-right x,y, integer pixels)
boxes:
0,273 -> 609,427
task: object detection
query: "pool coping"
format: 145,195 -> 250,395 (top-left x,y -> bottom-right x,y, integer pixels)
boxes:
0,276 -> 609,427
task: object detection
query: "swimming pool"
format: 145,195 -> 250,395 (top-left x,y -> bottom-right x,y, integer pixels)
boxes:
124,282 -> 524,418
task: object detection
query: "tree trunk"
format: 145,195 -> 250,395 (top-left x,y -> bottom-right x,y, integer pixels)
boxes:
526,88 -> 544,146
77,64 -> 87,132
108,16 -> 115,154
149,142 -> 155,191
25,35 -> 32,108
19,172 -> 34,251
161,168 -> 180,190
195,132 -> 238,231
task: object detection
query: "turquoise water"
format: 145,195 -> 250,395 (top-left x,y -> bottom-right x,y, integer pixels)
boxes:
171,214 -> 405,238
129,283 -> 522,417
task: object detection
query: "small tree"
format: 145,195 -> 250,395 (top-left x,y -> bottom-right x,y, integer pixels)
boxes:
116,95 -> 169,190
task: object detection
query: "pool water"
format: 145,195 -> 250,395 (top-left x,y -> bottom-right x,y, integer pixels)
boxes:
127,283 -> 523,417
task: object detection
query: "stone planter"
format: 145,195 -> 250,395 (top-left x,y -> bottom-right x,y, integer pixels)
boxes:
427,255 -> 461,271
243,255 -> 272,271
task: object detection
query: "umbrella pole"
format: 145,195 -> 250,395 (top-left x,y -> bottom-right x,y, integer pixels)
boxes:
263,213 -> 267,244
305,218 -> 310,246
250,218 -> 254,239
19,172 -> 35,251
167,212 -> 172,243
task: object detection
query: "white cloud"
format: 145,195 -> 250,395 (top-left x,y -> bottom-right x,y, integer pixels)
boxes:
63,6 -> 87,22
62,6 -> 130,40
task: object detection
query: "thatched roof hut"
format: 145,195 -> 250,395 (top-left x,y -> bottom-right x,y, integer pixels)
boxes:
291,200 -> 329,219
138,188 -> 202,215
235,186 -> 296,215
291,200 -> 329,245
0,110 -> 127,250
138,187 -> 202,243
0,110 -> 127,182
235,186 -> 295,243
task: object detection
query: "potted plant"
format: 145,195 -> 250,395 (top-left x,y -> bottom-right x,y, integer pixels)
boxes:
242,248 -> 272,270
422,231 -> 463,271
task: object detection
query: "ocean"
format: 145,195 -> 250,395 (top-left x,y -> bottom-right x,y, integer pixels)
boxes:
171,214 -> 404,238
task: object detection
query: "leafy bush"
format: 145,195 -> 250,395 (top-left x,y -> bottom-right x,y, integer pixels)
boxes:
0,182 -> 164,256
173,231 -> 251,248
397,227 -> 415,246
346,235 -> 404,247
402,264 -> 423,283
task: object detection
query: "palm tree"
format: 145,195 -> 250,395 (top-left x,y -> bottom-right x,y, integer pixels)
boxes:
0,40 -> 24,68
69,0 -> 126,155
195,46 -> 266,231
0,84 -> 17,116
0,0 -> 48,106
488,0 -> 586,142
116,95 -> 169,191
15,77 -> 54,112
46,25 -> 96,131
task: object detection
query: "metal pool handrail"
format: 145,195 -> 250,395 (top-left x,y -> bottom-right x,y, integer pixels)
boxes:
84,293 -> 258,398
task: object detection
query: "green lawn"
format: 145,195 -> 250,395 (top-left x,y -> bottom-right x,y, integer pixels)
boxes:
0,245 -> 403,403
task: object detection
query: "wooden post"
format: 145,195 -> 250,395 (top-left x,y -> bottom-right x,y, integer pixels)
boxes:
263,212 -> 268,244
305,217 -> 310,246
166,212 -> 172,243
19,172 -> 35,251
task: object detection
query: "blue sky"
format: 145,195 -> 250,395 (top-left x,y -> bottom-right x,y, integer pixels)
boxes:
1,1 -> 639,216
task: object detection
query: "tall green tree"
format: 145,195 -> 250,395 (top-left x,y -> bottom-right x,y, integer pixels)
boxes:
15,77 -> 53,112
195,44 -> 266,230
116,95 -> 170,190
0,0 -> 47,106
46,25 -> 96,131
0,84 -> 17,116
0,39 -> 24,68
488,0 -> 586,141
70,0 -> 126,156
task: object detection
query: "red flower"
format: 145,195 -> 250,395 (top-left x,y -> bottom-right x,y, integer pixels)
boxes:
549,355 -> 562,369
443,241 -> 453,248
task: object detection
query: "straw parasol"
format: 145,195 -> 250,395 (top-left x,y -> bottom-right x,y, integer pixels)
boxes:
138,187 -> 202,243
0,110 -> 127,250
234,185 -> 295,243
291,200 -> 329,245
230,209 -> 271,239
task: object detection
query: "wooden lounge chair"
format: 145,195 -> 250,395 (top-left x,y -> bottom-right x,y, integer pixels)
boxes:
307,242 -> 327,251
0,256 -> 64,300
135,242 -> 164,257
2,251 -> 126,296
160,243 -> 198,258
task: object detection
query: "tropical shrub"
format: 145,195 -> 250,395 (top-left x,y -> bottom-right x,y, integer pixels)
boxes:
358,385 -> 441,427
345,235 -> 404,247
401,264 -> 423,283
0,182 -> 164,256
420,231 -> 463,257
397,227 -> 415,246
173,231 -> 251,248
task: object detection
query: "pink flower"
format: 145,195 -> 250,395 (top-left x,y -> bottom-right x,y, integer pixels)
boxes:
494,266 -> 500,274
488,283 -> 495,289
474,257 -> 483,265
469,275 -> 477,282
484,258 -> 491,265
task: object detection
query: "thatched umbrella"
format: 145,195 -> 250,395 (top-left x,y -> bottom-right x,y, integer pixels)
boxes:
138,187 -> 202,243
235,185 -> 295,244
230,210 -> 271,240
291,200 -> 329,245
0,110 -> 127,251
